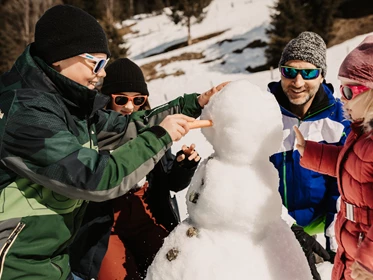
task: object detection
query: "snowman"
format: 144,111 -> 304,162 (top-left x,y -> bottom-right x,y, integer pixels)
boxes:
145,79 -> 312,280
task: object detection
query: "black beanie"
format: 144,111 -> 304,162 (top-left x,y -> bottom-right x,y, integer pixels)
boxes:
101,58 -> 149,96
33,5 -> 110,65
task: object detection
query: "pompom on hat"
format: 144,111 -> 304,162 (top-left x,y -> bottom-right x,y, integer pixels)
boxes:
101,58 -> 149,96
32,5 -> 110,65
338,35 -> 373,89
279,31 -> 327,77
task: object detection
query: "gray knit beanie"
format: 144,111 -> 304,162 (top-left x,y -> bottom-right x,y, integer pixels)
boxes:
279,31 -> 327,77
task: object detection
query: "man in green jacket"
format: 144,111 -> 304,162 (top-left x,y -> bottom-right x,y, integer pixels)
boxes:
0,5 -> 225,280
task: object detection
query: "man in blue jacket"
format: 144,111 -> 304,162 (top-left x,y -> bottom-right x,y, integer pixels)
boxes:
268,31 -> 351,280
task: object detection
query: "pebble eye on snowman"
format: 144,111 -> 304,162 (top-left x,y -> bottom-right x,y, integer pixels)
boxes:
145,80 -> 313,280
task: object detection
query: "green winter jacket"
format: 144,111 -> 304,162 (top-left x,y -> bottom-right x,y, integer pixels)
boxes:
0,45 -> 202,280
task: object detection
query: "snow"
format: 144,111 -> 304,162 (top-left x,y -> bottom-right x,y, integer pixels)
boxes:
146,80 -> 312,280
120,0 -> 373,278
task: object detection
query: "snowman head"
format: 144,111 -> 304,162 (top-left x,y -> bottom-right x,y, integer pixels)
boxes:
200,79 -> 283,165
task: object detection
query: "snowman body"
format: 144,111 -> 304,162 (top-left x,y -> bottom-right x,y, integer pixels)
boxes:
146,80 -> 312,280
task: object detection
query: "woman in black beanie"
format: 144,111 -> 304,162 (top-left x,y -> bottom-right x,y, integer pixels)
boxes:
70,58 -> 201,280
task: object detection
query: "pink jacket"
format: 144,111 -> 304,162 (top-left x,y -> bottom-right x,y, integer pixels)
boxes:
301,123 -> 373,280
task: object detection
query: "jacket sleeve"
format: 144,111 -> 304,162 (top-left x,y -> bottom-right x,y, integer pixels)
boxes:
96,93 -> 202,151
356,225 -> 373,275
300,140 -> 342,177
1,93 -> 200,202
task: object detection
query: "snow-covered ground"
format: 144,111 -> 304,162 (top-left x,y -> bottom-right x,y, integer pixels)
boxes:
121,0 -> 373,278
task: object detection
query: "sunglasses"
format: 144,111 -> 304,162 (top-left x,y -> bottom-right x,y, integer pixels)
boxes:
79,53 -> 110,74
340,84 -> 370,100
112,94 -> 148,106
280,66 -> 321,80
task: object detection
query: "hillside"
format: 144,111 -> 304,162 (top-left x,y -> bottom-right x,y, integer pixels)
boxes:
120,0 -> 373,85
329,14 -> 373,47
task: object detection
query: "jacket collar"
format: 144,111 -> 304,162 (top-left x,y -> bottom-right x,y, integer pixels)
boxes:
14,44 -> 109,118
268,81 -> 335,119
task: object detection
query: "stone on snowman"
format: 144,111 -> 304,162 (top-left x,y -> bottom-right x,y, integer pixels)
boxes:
145,79 -> 312,280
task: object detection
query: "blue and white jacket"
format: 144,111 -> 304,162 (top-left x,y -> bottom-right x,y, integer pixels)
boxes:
268,81 -> 351,248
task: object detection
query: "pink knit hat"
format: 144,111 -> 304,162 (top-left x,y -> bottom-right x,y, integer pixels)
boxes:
338,35 -> 373,89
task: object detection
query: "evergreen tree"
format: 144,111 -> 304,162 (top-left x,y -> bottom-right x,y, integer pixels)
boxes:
265,0 -> 308,68
265,0 -> 342,69
168,0 -> 212,45
301,0 -> 341,43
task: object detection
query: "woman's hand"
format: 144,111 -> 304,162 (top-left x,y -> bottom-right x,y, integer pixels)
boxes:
293,125 -> 305,157
176,144 -> 200,163
198,81 -> 230,107
351,261 -> 373,280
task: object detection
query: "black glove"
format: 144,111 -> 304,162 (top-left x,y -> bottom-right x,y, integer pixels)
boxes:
175,150 -> 200,169
291,224 -> 330,280
327,249 -> 336,264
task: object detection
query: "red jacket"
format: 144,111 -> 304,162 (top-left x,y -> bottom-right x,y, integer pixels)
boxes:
301,122 -> 373,280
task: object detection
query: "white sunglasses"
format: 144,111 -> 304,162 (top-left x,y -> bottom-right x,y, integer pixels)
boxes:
79,53 -> 110,74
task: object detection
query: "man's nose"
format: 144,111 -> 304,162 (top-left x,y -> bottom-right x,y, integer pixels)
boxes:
292,73 -> 305,87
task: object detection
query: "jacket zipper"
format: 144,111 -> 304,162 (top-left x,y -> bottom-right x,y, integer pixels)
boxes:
0,222 -> 26,278
282,151 -> 288,208
282,102 -> 335,210
283,119 -> 302,209
358,232 -> 364,247
87,117 -> 92,149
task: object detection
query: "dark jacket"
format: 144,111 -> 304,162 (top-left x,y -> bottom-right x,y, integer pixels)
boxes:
69,149 -> 198,279
0,45 -> 202,280
145,149 -> 198,230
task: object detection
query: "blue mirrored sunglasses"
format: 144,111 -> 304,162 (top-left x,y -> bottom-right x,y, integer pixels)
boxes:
79,53 -> 110,74
280,66 -> 321,80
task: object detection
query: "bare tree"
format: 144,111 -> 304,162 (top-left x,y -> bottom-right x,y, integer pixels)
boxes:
129,0 -> 134,17
104,0 -> 114,24
168,0 -> 212,46
0,0 -> 61,74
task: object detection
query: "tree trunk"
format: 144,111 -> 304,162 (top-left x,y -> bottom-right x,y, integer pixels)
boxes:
129,0 -> 134,16
23,0 -> 30,47
106,0 -> 114,24
187,16 -> 192,45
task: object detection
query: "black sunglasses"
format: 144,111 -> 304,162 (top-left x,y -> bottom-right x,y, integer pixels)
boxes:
112,94 -> 147,106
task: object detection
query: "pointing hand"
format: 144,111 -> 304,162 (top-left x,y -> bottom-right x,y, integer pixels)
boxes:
293,125 -> 305,157
159,114 -> 195,142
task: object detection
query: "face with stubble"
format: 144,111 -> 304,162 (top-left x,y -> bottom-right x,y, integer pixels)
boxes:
281,60 -> 324,109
